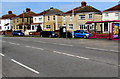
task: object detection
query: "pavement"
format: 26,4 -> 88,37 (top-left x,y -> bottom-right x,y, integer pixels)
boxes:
1,37 -> 118,77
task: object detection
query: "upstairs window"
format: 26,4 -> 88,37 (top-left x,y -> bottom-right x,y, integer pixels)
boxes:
53,16 -> 55,20
39,18 -> 42,21
115,13 -> 119,16
88,14 -> 92,19
70,15 -> 72,21
48,16 -> 50,21
63,16 -> 66,21
79,15 -> 85,20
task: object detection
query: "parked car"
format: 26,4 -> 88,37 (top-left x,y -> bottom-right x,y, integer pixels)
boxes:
12,30 -> 24,36
40,31 -> 58,37
73,30 -> 92,38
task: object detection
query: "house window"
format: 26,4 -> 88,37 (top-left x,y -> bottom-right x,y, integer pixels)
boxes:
35,18 -> 37,21
39,18 -> 42,21
88,14 -> 92,19
19,26 -> 22,29
32,26 -> 34,30
0,26 -> 1,30
80,24 -> 88,29
63,16 -> 66,21
115,13 -> 119,16
8,26 -> 9,30
70,15 -> 72,21
53,16 -> 55,20
16,19 -> 19,23
90,25 -> 94,29
105,13 -> 109,18
79,15 -> 85,20
46,25 -> 50,28
22,18 -> 24,22
104,23 -> 108,31
80,25 -> 83,29
48,16 -> 50,21
69,24 -> 73,29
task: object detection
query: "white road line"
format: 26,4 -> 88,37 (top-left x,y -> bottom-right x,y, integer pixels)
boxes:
25,45 -> 31,48
85,47 -> 118,52
53,51 -> 89,60
11,59 -> 40,74
31,47 -> 44,50
53,43 -> 73,47
9,42 -> 20,46
0,53 -> 5,56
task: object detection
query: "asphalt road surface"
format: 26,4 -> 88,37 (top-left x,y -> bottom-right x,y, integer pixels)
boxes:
1,37 -> 118,77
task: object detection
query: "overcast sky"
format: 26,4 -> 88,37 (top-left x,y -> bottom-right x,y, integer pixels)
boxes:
1,2 -> 119,16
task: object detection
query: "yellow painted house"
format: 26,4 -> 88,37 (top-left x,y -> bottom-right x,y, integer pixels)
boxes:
43,7 -> 63,31
62,1 -> 102,32
12,8 -> 36,35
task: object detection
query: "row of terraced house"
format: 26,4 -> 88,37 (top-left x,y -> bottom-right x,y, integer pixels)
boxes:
0,1 -> 120,36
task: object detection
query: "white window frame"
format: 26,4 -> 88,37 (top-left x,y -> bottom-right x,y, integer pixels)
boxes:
79,15 -> 85,20
46,25 -> 50,29
88,14 -> 92,19
69,24 -> 73,29
70,15 -> 72,21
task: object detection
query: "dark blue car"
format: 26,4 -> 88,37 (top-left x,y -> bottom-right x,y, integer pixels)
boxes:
12,30 -> 24,36
73,30 -> 92,38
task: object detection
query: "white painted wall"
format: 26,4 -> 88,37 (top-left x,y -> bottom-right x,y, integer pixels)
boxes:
102,12 -> 120,21
0,19 -> 11,31
33,16 -> 44,23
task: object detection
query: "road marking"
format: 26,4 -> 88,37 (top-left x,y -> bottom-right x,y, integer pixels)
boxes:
25,45 -> 31,48
11,59 -> 40,74
0,53 -> 5,56
8,42 -> 20,46
53,43 -> 73,47
53,51 -> 89,60
31,47 -> 44,50
85,47 -> 118,52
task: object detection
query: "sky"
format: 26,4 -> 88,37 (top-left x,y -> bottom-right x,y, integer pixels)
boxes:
0,2 -> 119,16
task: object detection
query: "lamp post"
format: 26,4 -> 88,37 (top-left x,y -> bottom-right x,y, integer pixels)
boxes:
72,2 -> 75,38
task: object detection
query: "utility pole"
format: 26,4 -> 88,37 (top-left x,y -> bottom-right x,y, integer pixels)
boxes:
72,1 -> 75,38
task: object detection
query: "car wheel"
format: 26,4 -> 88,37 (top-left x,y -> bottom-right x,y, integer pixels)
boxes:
83,35 -> 87,39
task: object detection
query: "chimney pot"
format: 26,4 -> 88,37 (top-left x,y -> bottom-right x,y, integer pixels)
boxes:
81,1 -> 87,7
8,11 -> 12,14
26,8 -> 31,12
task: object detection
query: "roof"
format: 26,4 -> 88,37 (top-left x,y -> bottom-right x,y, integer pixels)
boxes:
2,14 -> 17,19
63,6 -> 101,15
75,6 -> 101,13
17,11 -> 36,17
45,8 -> 63,15
103,4 -> 120,12
34,11 -> 46,16
63,7 -> 81,15
34,7 -> 63,16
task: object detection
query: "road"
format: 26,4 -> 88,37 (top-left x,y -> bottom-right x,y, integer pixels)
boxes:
1,37 -> 118,77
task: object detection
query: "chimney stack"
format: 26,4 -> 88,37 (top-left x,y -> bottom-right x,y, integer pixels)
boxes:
26,8 -> 31,12
81,1 -> 87,7
8,11 -> 12,14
